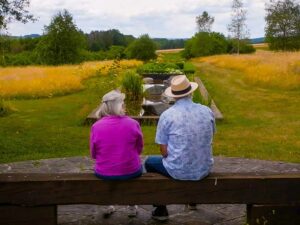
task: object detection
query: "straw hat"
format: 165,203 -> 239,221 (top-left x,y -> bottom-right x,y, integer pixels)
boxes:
164,75 -> 198,98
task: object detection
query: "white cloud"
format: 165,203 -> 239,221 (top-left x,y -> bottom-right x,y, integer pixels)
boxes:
7,0 -> 268,38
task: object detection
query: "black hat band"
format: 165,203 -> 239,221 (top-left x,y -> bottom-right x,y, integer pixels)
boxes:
171,85 -> 192,95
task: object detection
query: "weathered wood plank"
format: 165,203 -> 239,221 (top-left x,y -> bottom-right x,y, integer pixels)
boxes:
194,77 -> 223,120
0,173 -> 299,206
247,204 -> 300,225
0,205 -> 57,225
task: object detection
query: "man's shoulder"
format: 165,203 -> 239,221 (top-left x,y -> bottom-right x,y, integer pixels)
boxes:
160,105 -> 176,119
194,103 -> 213,114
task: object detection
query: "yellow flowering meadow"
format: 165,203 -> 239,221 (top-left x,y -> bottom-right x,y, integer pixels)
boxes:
0,60 -> 142,98
194,51 -> 300,90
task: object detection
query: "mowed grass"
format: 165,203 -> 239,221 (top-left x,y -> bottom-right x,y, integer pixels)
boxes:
193,59 -> 300,163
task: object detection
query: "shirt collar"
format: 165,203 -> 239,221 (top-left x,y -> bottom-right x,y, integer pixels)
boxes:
175,96 -> 192,105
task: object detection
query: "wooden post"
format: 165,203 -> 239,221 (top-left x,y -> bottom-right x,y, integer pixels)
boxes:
0,205 -> 57,225
247,204 -> 300,225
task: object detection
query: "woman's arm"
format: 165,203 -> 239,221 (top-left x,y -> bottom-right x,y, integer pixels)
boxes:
90,128 -> 96,159
135,124 -> 144,154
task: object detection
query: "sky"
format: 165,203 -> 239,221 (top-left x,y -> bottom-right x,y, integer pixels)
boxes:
7,0 -> 269,39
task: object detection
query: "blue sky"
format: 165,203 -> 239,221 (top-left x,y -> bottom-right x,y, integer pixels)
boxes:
7,0 -> 268,38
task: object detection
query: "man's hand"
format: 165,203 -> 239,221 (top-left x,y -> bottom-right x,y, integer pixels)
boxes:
160,144 -> 168,158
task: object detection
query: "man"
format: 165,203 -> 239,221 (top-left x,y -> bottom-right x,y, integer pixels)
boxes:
145,75 -> 215,221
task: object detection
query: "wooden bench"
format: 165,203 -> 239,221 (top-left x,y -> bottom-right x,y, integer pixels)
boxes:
0,172 -> 299,225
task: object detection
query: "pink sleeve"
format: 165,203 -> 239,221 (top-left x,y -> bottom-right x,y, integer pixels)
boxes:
90,127 -> 96,159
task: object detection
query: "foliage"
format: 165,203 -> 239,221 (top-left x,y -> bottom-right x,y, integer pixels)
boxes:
194,50 -> 300,90
265,0 -> 300,51
137,62 -> 181,74
86,29 -> 134,51
182,32 -> 228,58
106,45 -> 126,59
0,0 -> 35,30
36,10 -> 86,65
0,50 -> 39,66
125,34 -> 157,61
153,38 -> 185,50
227,39 -> 256,54
196,11 -> 214,32
121,70 -> 143,101
227,0 -> 249,54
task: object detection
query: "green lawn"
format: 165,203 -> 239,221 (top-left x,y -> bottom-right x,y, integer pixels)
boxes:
1,54 -> 299,163
193,61 -> 300,163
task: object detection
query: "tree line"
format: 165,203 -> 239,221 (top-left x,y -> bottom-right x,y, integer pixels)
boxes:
0,0 -> 299,66
0,9 -> 180,66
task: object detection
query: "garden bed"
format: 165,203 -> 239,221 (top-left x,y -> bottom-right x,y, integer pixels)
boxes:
86,74 -> 223,124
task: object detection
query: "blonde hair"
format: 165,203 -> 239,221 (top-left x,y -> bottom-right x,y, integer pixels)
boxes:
97,90 -> 125,119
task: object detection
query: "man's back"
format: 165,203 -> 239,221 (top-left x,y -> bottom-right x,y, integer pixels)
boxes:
156,97 -> 215,180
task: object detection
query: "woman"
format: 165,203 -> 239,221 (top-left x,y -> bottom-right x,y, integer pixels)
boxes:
90,90 -> 143,217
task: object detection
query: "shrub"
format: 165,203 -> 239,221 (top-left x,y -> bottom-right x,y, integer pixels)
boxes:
125,34 -> 157,61
227,39 -> 256,54
0,51 -> 39,66
183,32 -> 228,59
106,46 -> 125,59
137,62 -> 180,74
121,70 -> 143,101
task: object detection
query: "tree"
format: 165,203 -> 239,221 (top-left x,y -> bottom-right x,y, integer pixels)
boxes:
265,0 -> 300,51
36,10 -> 86,65
227,0 -> 249,54
125,34 -> 157,61
86,29 -> 129,51
0,0 -> 35,64
196,11 -> 214,32
182,32 -> 228,59
0,0 -> 35,30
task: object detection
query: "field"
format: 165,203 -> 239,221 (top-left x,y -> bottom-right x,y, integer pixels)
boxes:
192,51 -> 300,162
0,51 -> 299,163
194,50 -> 300,90
0,60 -> 142,99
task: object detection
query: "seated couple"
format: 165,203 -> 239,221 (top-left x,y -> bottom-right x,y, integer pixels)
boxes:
90,75 -> 216,221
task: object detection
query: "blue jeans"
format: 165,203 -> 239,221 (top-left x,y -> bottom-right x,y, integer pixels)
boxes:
94,167 -> 143,181
144,156 -> 171,177
145,156 -> 170,209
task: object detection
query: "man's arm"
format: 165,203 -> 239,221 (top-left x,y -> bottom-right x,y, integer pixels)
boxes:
160,144 -> 168,158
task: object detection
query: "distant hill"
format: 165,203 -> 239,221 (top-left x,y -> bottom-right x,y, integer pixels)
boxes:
250,37 -> 265,44
22,34 -> 41,38
9,34 -> 41,39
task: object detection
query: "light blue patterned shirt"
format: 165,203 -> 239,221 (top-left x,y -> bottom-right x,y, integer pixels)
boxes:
155,97 -> 215,180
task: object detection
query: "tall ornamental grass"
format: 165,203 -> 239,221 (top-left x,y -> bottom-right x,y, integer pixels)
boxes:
0,60 -> 142,99
194,51 -> 300,90
121,70 -> 143,101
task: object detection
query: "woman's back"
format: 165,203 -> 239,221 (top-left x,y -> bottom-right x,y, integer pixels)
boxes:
90,115 -> 143,176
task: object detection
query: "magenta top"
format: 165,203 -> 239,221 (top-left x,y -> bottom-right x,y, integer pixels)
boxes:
90,115 -> 143,176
